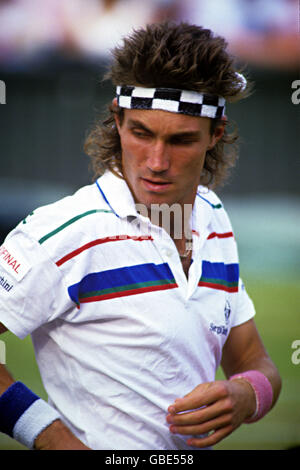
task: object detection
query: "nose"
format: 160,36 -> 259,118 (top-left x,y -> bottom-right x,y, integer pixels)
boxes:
146,140 -> 170,173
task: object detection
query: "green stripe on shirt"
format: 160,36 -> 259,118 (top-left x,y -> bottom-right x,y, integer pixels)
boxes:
79,278 -> 177,299
38,209 -> 113,244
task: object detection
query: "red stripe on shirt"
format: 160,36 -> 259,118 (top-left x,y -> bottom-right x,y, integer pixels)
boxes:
80,282 -> 178,303
198,281 -> 238,293
207,231 -> 234,240
56,235 -> 153,267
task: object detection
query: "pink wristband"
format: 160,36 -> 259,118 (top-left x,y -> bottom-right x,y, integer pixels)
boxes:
229,370 -> 273,423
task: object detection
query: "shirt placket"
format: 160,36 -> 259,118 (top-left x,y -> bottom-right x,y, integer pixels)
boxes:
185,197 -> 213,298
138,220 -> 188,294
187,225 -> 210,298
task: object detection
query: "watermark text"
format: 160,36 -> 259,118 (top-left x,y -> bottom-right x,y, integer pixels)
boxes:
135,202 -> 193,240
0,80 -> 6,104
291,80 -> 300,104
291,340 -> 300,365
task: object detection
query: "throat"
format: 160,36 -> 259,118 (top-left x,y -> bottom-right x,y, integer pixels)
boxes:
180,250 -> 192,278
173,237 -> 193,278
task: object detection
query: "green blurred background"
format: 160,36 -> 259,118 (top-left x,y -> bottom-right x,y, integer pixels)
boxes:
0,0 -> 299,451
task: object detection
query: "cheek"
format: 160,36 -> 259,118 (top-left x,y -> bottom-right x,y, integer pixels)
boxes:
174,148 -> 206,174
120,139 -> 147,178
121,139 -> 147,166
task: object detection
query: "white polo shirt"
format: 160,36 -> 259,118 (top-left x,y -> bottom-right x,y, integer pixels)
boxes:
0,170 -> 255,450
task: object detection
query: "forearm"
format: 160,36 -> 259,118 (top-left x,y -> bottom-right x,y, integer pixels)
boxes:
0,364 -> 15,396
0,325 -> 14,394
0,323 -> 88,450
34,419 -> 90,450
0,368 -> 90,450
221,320 -> 282,410
224,354 -> 282,409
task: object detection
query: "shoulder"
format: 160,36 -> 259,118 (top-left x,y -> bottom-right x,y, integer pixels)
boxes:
196,186 -> 223,209
15,182 -> 108,243
3,182 -> 118,265
196,186 -> 234,232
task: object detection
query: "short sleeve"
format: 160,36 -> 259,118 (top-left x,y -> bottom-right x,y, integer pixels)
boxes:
231,278 -> 256,328
0,229 -> 71,339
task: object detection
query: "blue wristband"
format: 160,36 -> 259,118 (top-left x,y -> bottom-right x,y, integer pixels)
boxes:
0,381 -> 61,448
0,382 -> 39,436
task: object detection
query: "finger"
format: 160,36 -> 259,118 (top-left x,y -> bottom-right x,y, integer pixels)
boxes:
186,424 -> 234,448
168,384 -> 211,414
167,407 -> 207,426
167,396 -> 233,426
182,382 -> 212,400
168,381 -> 228,414
169,412 -> 232,436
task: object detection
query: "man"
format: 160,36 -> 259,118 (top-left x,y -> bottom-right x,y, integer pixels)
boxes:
0,22 -> 281,450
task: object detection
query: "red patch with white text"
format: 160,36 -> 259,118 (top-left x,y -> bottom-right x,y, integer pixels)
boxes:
0,241 -> 31,282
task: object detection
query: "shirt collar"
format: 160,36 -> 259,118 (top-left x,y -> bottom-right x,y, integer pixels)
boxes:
191,188 -> 214,247
96,170 -> 214,234
96,170 -> 139,218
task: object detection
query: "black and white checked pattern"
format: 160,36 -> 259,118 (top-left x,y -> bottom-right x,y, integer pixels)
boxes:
116,86 -> 226,119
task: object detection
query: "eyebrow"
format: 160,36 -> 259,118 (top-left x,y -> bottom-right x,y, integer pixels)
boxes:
128,119 -> 153,134
127,119 -> 202,139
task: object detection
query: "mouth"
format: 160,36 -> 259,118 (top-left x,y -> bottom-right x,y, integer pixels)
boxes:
140,177 -> 172,193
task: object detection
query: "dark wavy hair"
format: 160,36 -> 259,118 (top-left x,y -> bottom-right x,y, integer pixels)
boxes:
85,22 -> 251,189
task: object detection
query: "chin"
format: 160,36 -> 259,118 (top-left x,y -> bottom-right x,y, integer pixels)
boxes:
139,191 -> 175,208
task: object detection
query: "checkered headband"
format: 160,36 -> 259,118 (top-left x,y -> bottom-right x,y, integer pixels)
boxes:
116,86 -> 226,119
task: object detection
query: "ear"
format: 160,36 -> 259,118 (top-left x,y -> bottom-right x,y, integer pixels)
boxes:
112,98 -> 121,133
208,121 -> 225,150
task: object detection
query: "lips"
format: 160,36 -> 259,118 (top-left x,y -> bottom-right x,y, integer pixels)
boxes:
141,178 -> 172,192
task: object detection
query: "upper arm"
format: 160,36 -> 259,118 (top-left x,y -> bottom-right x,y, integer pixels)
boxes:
0,231 -> 70,339
221,318 -> 270,378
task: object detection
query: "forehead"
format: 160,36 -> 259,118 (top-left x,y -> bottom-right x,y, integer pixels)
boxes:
122,108 -> 212,134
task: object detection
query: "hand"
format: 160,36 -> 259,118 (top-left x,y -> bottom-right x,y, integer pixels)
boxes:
34,419 -> 91,450
166,379 -> 256,448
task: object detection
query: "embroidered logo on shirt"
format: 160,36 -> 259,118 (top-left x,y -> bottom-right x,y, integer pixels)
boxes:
224,300 -> 231,324
210,323 -> 228,336
0,274 -> 14,292
209,300 -> 231,336
0,242 -> 31,282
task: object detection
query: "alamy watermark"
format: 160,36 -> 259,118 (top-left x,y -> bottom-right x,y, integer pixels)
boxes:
291,80 -> 300,104
0,340 -> 6,364
113,202 -> 196,252
291,340 -> 300,365
135,203 -> 193,240
0,80 -> 6,104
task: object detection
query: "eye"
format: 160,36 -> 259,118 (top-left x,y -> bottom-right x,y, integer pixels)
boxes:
170,136 -> 196,146
131,128 -> 151,139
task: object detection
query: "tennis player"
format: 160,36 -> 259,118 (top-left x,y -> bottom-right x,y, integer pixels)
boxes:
0,22 -> 281,450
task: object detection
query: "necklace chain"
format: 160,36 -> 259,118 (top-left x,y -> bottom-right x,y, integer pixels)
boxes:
179,239 -> 193,258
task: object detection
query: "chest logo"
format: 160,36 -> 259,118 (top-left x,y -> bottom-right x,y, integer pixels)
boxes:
209,300 -> 231,336
224,300 -> 231,324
